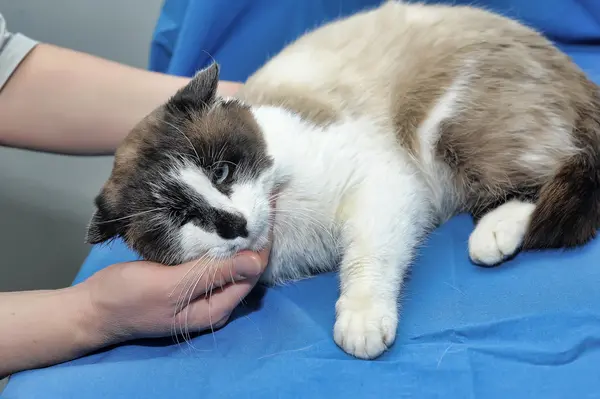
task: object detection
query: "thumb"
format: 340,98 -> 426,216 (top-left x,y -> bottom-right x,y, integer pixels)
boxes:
232,217 -> 274,278
168,253 -> 263,303
231,251 -> 264,279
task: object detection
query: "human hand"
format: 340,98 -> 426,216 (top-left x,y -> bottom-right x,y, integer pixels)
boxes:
81,241 -> 271,347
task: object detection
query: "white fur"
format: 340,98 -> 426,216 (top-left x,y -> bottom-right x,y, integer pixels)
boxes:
229,181 -> 271,236
171,73 -> 536,358
250,106 -> 433,358
105,0 -> 590,363
415,64 -> 474,221
178,167 -> 230,211
179,223 -> 228,258
175,164 -> 273,259
174,56 -> 476,359
171,57 -> 483,360
166,2 -> 563,360
468,199 -> 536,265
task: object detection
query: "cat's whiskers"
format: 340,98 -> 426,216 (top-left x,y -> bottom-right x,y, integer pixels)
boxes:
256,196 -> 321,244
161,119 -> 202,163
266,210 -> 315,250
226,256 -> 264,341
206,259 -> 224,349
215,142 -> 229,164
268,191 -> 287,203
168,252 -> 211,299
275,207 -> 338,245
210,160 -> 238,169
171,256 -> 210,346
179,255 -> 213,314
176,251 -> 234,352
180,257 -> 216,349
171,260 -> 201,347
95,208 -> 166,225
170,254 -> 212,349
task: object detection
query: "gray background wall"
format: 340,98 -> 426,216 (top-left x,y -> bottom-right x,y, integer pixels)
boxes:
0,0 -> 164,292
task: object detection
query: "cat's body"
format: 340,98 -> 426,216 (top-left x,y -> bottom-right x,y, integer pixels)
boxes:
87,1 -> 600,360
242,1 -> 599,233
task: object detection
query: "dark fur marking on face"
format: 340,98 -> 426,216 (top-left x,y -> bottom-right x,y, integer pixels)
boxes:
214,210 -> 248,240
85,62 -> 273,265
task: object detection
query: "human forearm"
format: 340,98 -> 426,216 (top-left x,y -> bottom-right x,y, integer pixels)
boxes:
0,43 -> 242,155
0,285 -> 103,377
0,246 -> 269,378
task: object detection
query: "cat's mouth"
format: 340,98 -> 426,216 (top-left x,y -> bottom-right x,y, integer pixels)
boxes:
214,236 -> 267,261
228,202 -> 275,256
207,194 -> 277,260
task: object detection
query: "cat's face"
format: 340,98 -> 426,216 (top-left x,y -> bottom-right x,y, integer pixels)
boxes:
86,64 -> 276,265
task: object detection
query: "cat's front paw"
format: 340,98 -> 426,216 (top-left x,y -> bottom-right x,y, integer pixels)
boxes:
333,295 -> 398,359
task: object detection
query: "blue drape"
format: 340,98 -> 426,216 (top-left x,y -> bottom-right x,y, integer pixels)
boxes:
4,1 -> 600,398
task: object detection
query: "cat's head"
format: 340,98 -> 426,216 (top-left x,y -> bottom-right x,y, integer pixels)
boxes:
85,63 -> 276,265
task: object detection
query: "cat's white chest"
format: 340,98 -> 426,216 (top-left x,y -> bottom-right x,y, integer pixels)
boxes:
260,188 -> 342,285
253,107 -> 406,285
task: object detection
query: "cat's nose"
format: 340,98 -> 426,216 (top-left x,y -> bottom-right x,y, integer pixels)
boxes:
215,212 -> 249,240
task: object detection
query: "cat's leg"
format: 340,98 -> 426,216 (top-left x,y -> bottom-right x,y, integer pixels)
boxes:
333,176 -> 430,359
468,199 -> 536,266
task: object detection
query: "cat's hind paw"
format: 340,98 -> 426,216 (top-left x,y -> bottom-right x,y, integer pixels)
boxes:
469,200 -> 535,266
333,296 -> 398,359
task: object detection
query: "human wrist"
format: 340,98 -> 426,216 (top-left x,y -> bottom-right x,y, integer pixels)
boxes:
0,284 -> 117,376
67,282 -> 117,352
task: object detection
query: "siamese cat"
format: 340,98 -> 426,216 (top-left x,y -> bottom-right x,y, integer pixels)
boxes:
86,1 -> 600,359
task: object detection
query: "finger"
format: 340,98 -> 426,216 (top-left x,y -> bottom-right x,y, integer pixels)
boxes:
231,252 -> 264,278
174,277 -> 259,332
176,254 -> 262,302
161,250 -> 259,295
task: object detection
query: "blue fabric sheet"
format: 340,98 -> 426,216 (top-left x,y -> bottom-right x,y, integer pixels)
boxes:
4,1 -> 600,398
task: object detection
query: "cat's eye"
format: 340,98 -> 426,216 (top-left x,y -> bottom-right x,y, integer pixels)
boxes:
211,164 -> 230,185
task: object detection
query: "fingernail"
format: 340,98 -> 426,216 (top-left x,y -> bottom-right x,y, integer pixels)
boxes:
213,313 -> 232,329
233,254 -> 262,278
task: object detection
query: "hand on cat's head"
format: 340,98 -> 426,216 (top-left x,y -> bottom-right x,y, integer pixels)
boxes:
83,225 -> 273,346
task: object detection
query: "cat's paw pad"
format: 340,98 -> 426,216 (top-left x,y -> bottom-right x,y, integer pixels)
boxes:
333,296 -> 398,359
469,200 -> 535,266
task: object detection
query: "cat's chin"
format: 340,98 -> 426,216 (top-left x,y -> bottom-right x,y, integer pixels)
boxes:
180,203 -> 275,263
202,232 -> 270,260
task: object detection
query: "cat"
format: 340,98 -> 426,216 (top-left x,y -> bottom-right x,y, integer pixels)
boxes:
85,1 -> 600,359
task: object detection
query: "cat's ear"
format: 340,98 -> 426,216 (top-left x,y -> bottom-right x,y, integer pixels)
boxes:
166,62 -> 220,116
85,196 -> 121,245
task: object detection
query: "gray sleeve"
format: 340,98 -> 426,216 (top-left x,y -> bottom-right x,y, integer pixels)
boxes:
0,12 -> 38,92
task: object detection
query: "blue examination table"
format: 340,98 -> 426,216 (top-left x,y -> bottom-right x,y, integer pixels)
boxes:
4,1 -> 600,397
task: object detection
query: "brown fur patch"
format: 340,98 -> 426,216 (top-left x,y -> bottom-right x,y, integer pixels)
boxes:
523,81 -> 600,249
429,32 -> 586,211
391,65 -> 455,158
89,1 -> 600,260
524,153 -> 600,249
239,1 -> 600,250
238,85 -> 340,127
86,66 -> 272,262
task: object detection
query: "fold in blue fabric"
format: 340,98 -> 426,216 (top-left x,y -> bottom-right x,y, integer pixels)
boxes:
4,1 -> 600,398
149,0 -> 384,81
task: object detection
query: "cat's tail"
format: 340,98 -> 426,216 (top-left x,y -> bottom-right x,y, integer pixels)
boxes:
523,101 -> 600,250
